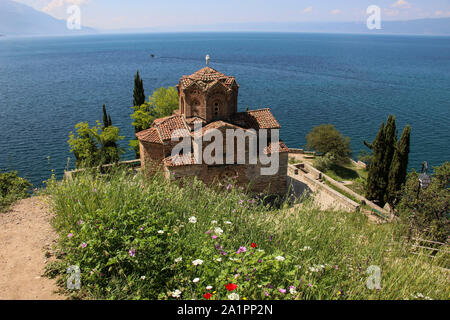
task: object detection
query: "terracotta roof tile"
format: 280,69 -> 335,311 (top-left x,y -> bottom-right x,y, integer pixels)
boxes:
154,115 -> 190,141
179,67 -> 238,90
231,109 -> 281,130
264,141 -> 289,154
162,153 -> 198,167
136,127 -> 162,144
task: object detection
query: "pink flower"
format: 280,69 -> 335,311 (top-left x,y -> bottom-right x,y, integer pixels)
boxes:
77,220 -> 83,225
81,242 -> 87,248
226,184 -> 233,190
140,227 -> 144,231
236,246 -> 247,254
264,291 -> 269,296
129,248 -> 136,257
68,233 -> 73,238
279,288 -> 286,294
212,235 -> 218,239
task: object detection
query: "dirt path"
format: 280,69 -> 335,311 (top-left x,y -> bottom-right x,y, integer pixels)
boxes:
0,197 -> 64,300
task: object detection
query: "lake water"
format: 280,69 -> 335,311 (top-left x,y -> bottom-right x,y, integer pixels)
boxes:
0,32 -> 449,187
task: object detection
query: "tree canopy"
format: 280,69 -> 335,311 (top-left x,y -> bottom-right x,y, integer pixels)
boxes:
306,124 -> 351,164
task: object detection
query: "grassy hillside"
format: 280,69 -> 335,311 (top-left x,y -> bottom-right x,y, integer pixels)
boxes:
43,168 -> 449,300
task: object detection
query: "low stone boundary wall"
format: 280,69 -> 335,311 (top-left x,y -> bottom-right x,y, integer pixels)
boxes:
64,159 -> 141,180
301,163 -> 389,218
288,164 -> 361,213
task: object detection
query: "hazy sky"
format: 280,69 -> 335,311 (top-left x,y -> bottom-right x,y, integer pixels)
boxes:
13,0 -> 450,29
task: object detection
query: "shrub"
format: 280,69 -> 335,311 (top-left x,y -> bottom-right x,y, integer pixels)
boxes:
0,171 -> 32,211
306,124 -> 351,164
44,168 -> 449,300
313,154 -> 335,172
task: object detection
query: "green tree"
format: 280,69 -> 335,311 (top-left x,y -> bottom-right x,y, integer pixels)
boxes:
133,71 -> 146,114
364,122 -> 387,204
386,125 -> 411,206
305,124 -> 351,164
398,162 -> 449,242
68,120 -> 124,169
130,86 -> 179,158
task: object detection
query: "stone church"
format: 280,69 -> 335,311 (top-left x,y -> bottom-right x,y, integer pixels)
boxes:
136,63 -> 289,195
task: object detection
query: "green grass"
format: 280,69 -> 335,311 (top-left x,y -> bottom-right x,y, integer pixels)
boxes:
43,168 -> 449,300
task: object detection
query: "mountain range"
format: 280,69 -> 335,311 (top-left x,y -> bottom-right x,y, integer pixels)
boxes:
0,0 -> 449,37
0,0 -> 95,36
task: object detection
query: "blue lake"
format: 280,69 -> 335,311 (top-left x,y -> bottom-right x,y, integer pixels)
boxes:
0,32 -> 449,187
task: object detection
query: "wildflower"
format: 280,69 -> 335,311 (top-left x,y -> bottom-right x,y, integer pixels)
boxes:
239,200 -> 244,205
140,227 -> 144,231
226,184 -> 233,190
215,258 -> 222,262
81,242 -> 87,248
140,276 -> 146,280
224,221 -> 232,225
279,288 -> 287,294
275,256 -> 285,261
264,291 -> 269,297
193,278 -> 200,283
172,290 -> 182,298
67,233 -> 73,238
289,286 -> 297,295
225,283 -> 238,291
129,248 -> 136,257
157,230 -> 164,234
236,246 -> 247,254
203,293 -> 212,300
212,235 -> 218,239
206,286 -> 213,290
234,274 -> 239,278
175,257 -> 183,263
77,220 -> 83,225
211,220 -> 218,224
308,283 -> 312,287
192,259 -> 204,266
214,227 -> 224,236
334,265 -> 339,270
189,216 -> 197,224
251,243 -> 257,248
228,293 -> 239,300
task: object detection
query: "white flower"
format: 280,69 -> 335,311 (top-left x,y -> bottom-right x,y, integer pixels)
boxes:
229,258 -> 239,261
192,259 -> 204,266
193,278 -> 200,283
214,227 -> 224,236
174,257 -> 183,263
289,287 -> 297,295
157,230 -> 164,234
215,258 -> 222,262
206,286 -> 213,290
257,249 -> 265,253
275,256 -> 285,261
224,221 -> 232,225
172,289 -> 182,298
189,216 -> 197,224
140,276 -> 146,280
211,220 -> 218,224
228,293 -> 240,300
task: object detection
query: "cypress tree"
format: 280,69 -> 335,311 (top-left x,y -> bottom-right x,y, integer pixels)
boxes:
108,114 -> 112,127
386,125 -> 411,206
365,123 -> 387,204
382,115 -> 397,198
133,71 -> 145,109
102,104 -> 109,129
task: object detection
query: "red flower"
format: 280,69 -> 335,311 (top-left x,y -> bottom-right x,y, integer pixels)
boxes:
225,283 -> 238,291
203,293 -> 212,300
251,243 -> 257,248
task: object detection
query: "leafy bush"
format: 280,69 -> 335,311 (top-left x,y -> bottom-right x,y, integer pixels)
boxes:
397,162 -> 450,243
44,169 -> 449,300
68,121 -> 124,169
0,171 -> 32,211
306,124 -> 351,164
313,154 -> 335,172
